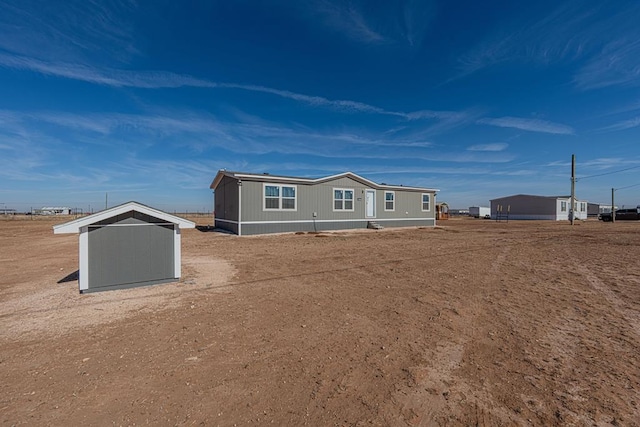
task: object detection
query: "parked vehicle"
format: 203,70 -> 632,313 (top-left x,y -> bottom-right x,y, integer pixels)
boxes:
469,206 -> 490,219
599,206 -> 640,221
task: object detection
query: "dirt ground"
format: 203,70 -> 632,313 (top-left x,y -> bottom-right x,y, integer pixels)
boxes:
1,216 -> 639,426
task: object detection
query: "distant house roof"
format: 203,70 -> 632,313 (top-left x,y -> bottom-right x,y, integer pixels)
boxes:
53,201 -> 196,234
490,194 -> 584,202
210,170 -> 439,193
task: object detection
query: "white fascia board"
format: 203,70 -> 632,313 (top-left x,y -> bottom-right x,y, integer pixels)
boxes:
211,170 -> 438,193
53,201 -> 195,234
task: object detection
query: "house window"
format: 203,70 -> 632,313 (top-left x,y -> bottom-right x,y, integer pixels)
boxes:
561,201 -> 567,212
264,184 -> 296,210
385,191 -> 395,211
580,202 -> 586,212
421,193 -> 430,211
265,185 -> 280,209
334,188 -> 354,211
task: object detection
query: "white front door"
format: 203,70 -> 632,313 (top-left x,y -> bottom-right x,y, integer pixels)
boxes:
365,190 -> 375,218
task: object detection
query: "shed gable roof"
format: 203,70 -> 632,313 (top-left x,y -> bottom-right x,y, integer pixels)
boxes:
210,170 -> 438,193
53,201 -> 196,234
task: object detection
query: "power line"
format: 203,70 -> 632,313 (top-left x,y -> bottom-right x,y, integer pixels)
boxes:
577,165 -> 640,181
615,182 -> 640,191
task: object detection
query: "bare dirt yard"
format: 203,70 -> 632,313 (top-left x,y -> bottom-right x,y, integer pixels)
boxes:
1,216 -> 639,426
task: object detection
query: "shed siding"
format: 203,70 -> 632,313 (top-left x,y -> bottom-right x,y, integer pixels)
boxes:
87,217 -> 175,291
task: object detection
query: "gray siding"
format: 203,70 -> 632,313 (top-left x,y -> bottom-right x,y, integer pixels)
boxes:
491,195 -> 556,217
240,218 -> 436,235
214,176 -> 239,222
214,219 -> 238,234
240,177 -> 435,222
87,216 -> 175,292
213,174 -> 436,235
241,220 -> 369,235
235,177 -> 435,235
240,176 -> 373,223
375,189 -> 433,220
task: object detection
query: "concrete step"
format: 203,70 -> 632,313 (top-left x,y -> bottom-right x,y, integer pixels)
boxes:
367,221 -> 384,230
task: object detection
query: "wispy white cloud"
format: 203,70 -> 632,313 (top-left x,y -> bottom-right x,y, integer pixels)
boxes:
0,53 -> 216,88
400,0 -> 435,48
456,3 -> 595,76
219,82 -> 390,114
456,2 -> 640,90
467,143 -> 508,152
574,39 -> 640,90
581,157 -> 640,169
0,0 -> 138,64
597,116 -> 640,132
0,53 -> 470,124
303,0 -> 435,48
311,0 -> 386,44
477,117 -> 574,135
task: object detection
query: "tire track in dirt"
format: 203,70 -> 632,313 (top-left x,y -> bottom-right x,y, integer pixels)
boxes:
529,244 -> 640,425
391,240 -> 521,426
573,262 -> 640,339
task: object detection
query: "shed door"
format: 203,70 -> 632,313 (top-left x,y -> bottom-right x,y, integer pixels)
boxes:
365,190 -> 376,218
87,222 -> 175,290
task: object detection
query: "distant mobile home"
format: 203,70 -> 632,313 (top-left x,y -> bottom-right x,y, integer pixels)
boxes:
490,194 -> 588,221
40,207 -> 71,215
210,170 -> 438,235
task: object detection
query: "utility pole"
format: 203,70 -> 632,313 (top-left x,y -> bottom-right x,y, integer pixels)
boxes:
570,154 -> 576,225
611,188 -> 615,223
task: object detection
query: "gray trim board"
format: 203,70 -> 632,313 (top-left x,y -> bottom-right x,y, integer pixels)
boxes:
80,278 -> 177,294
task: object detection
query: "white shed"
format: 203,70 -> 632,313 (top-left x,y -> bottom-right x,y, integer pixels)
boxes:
54,202 -> 195,293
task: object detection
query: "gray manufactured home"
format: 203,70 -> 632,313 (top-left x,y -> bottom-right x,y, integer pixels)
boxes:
210,170 -> 438,235
54,201 -> 195,293
490,194 -> 588,221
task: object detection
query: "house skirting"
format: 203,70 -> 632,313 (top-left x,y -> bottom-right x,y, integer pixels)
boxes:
215,218 -> 435,236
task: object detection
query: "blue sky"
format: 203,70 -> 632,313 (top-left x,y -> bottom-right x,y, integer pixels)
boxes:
1,0 -> 640,212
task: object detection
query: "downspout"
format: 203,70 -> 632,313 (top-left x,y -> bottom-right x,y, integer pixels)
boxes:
237,179 -> 242,236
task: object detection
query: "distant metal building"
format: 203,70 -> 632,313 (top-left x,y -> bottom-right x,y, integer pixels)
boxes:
490,194 -> 588,221
210,170 -> 439,235
53,201 -> 195,293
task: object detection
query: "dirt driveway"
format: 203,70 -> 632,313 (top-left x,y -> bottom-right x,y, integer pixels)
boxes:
1,217 -> 639,426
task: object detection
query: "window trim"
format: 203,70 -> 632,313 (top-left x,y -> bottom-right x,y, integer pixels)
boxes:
333,188 -> 355,212
560,201 -> 567,212
384,191 -> 395,212
263,183 -> 297,211
421,193 -> 431,212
